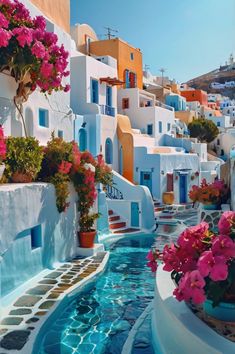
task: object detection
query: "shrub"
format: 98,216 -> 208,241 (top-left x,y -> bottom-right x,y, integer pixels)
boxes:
5,136 -> 43,181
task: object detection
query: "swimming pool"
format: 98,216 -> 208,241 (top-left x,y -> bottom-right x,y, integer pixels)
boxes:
37,234 -> 161,354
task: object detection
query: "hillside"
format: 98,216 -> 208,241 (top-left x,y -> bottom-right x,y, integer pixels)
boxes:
186,61 -> 235,99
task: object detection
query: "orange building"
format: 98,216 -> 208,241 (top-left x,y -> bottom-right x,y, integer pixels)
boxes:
89,38 -> 143,90
180,89 -> 208,106
30,0 -> 70,32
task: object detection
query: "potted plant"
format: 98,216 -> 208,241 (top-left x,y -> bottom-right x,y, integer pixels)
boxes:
70,151 -> 112,248
5,136 -> 43,182
0,126 -> 6,179
147,211 -> 235,322
0,0 -> 70,136
189,179 -> 228,210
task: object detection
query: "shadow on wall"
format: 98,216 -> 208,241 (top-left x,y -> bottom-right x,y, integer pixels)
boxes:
39,183 -> 78,268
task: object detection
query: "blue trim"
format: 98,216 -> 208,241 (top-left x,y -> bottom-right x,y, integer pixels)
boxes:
39,108 -> 49,127
91,79 -> 99,104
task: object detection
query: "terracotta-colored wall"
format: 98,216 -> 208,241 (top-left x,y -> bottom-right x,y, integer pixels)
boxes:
90,38 -> 143,89
30,0 -> 70,32
181,90 -> 208,106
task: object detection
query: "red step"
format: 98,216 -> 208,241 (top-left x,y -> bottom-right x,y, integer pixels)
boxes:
109,222 -> 126,230
108,210 -> 114,216
109,215 -> 120,222
113,228 -> 140,234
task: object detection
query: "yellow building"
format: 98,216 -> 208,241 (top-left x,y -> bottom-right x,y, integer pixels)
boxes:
89,38 -> 143,90
30,0 -> 70,33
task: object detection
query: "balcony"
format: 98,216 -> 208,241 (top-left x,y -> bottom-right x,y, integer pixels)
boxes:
100,105 -> 116,117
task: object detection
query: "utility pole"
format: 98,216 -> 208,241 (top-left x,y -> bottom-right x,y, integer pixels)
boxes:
159,67 -> 166,87
104,27 -> 118,40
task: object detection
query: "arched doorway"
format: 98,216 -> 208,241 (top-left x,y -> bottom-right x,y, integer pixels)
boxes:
79,128 -> 87,152
105,138 -> 113,164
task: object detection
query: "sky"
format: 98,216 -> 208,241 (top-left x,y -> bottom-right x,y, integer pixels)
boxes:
71,0 -> 235,83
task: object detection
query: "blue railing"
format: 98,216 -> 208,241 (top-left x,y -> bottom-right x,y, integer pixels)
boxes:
100,105 -> 115,117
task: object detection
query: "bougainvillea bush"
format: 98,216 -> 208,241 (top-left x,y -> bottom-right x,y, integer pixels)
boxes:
0,0 -> 70,102
189,179 -> 229,206
147,212 -> 235,307
39,134 -> 113,223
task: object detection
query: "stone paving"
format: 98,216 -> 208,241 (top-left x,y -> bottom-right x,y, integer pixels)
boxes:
0,252 -> 107,353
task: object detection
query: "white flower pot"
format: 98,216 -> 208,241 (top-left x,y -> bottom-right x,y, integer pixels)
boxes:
0,164 -> 5,179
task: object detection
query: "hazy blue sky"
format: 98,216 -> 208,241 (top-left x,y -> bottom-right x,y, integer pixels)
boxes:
71,0 -> 235,82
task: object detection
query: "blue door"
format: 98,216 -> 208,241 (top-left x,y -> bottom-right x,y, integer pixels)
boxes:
131,202 -> 139,227
79,129 -> 87,152
140,172 -> 152,194
179,174 -> 187,203
106,86 -> 112,107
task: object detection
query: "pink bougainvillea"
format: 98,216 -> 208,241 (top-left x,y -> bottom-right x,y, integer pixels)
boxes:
147,212 -> 235,306
0,0 -> 70,98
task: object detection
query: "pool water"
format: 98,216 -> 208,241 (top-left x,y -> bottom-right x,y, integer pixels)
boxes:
38,235 -> 160,354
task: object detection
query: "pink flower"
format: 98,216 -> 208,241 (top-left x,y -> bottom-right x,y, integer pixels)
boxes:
40,62 -> 53,78
44,32 -> 58,46
13,27 -> 32,47
58,161 -> 72,175
31,41 -> 46,59
162,243 -> 181,272
147,260 -> 157,272
177,222 -> 209,255
33,16 -> 46,30
0,126 -> 6,161
212,235 -> 235,259
174,270 -> 206,304
146,250 -> 155,262
0,28 -> 11,47
64,84 -> 70,92
218,211 -> 235,235
197,251 -> 228,281
0,12 -> 9,28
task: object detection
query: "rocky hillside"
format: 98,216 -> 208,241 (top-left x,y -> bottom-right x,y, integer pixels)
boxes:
186,62 -> 235,99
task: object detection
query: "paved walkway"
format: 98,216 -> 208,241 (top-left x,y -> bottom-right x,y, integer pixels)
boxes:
0,252 -> 108,353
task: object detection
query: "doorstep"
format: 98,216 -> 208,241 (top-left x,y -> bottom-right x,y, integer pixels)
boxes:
77,243 -> 105,257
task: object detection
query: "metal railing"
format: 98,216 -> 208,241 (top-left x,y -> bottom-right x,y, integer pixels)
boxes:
105,184 -> 123,200
100,105 -> 115,117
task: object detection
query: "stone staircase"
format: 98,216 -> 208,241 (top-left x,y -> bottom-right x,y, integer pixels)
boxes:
108,210 -> 140,234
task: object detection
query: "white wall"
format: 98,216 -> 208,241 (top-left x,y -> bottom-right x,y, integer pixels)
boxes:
70,55 -> 117,116
0,1 -> 73,144
205,114 -> 231,129
118,88 -> 175,144
0,183 -> 78,298
134,147 -> 199,201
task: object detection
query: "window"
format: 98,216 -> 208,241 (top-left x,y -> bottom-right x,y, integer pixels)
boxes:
159,121 -> 162,133
91,79 -> 99,104
124,69 -> 136,88
167,123 -> 171,131
130,52 -> 134,60
122,98 -> 129,109
106,86 -> 112,107
31,225 -> 42,249
221,149 -> 224,156
39,108 -> 49,127
58,130 -> 63,138
167,173 -> 173,192
209,113 -> 212,117
217,122 -> 220,127
147,124 -> 153,135
217,139 -> 220,145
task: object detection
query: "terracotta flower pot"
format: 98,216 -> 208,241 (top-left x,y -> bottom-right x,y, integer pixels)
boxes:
11,172 -> 33,183
78,230 -> 96,248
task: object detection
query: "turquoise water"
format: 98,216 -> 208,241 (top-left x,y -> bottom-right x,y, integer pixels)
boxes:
38,235 -> 158,354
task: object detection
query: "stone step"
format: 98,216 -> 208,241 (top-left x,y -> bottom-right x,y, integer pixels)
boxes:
109,215 -> 120,222
109,222 -> 126,230
112,228 -> 140,234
